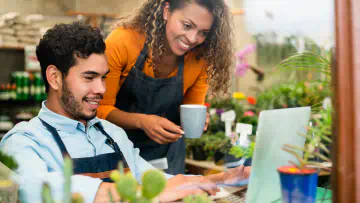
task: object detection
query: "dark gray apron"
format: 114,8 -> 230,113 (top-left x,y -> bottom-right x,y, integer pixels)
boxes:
39,118 -> 130,182
115,43 -> 186,175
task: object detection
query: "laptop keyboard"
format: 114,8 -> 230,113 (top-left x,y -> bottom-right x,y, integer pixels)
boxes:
214,188 -> 247,203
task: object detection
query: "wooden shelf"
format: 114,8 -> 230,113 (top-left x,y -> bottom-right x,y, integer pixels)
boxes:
0,100 -> 41,107
0,45 -> 24,51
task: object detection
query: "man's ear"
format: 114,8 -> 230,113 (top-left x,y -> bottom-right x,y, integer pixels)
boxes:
46,65 -> 62,91
163,2 -> 170,21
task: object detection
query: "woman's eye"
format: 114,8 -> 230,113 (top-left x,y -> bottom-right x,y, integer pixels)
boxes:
200,31 -> 209,37
85,77 -> 93,80
183,23 -> 192,29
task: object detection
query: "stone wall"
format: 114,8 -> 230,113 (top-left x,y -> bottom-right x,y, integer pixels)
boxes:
0,0 -> 142,16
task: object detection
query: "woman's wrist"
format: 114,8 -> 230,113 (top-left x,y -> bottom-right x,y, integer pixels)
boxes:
134,113 -> 147,129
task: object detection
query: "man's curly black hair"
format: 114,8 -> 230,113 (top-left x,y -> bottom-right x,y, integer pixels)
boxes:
36,22 -> 106,93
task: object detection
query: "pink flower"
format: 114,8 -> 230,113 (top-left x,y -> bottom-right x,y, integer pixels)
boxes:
234,44 -> 256,78
244,111 -> 255,117
235,62 -> 250,77
235,44 -> 256,59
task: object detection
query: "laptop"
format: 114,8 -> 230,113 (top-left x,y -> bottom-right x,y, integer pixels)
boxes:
212,107 -> 311,203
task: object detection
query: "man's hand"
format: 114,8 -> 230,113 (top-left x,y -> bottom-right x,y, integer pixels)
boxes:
159,174 -> 220,202
204,112 -> 210,131
138,114 -> 184,144
222,165 -> 251,185
93,182 -> 120,203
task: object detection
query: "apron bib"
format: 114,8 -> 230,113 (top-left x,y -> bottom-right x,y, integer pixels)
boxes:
115,43 -> 186,175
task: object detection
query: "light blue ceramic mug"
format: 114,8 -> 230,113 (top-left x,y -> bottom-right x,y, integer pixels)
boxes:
180,104 -> 207,139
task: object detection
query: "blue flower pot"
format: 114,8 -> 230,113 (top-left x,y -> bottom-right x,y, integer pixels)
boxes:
278,166 -> 319,203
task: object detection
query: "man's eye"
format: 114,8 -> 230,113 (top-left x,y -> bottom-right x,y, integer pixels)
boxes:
85,77 -> 93,80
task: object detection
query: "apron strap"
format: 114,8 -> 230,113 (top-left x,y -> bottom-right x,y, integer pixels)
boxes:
94,123 -> 124,160
177,55 -> 185,78
39,118 -> 70,157
135,43 -> 149,71
135,43 -> 185,76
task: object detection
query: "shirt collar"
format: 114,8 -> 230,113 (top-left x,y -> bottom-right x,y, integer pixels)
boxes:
38,101 -> 102,134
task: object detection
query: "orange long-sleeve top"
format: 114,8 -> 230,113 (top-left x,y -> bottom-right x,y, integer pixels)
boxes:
97,27 -> 209,119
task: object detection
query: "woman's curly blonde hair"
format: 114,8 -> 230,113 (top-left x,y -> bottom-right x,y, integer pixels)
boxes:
113,0 -> 234,95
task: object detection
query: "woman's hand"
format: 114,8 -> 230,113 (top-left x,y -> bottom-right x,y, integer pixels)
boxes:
222,165 -> 251,185
138,114 -> 184,144
159,174 -> 220,202
204,112 -> 210,131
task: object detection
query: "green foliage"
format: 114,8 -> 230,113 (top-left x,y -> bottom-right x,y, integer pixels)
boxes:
183,193 -> 214,203
283,107 -> 332,169
255,82 -> 331,113
229,141 -> 256,159
0,150 -> 18,171
186,132 -> 232,161
275,48 -> 333,169
254,33 -> 299,68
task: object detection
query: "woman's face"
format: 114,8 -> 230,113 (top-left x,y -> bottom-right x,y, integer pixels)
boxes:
163,2 -> 214,56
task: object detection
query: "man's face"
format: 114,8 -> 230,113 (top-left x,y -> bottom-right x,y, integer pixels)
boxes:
59,54 -> 109,122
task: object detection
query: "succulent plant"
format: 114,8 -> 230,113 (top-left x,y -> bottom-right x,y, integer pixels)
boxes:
110,164 -> 166,203
141,169 -> 166,200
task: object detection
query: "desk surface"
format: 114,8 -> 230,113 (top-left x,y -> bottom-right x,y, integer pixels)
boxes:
185,158 -> 331,176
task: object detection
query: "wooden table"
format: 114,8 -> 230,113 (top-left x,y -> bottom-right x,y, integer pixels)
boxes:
185,158 -> 331,176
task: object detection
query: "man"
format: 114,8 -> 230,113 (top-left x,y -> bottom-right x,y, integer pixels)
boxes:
0,22 -> 250,203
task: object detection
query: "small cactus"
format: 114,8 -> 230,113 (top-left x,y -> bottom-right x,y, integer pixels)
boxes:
109,170 -> 121,182
71,193 -> 84,203
41,183 -> 54,203
141,170 -> 166,200
115,172 -> 138,201
63,157 -> 73,203
183,194 -> 214,203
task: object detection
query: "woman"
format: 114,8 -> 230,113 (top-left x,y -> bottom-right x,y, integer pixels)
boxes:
97,0 -> 233,175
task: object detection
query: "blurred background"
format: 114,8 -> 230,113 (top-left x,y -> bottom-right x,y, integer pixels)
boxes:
0,1 -> 334,188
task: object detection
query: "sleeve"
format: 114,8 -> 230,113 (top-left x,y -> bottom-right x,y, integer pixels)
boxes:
182,64 -> 209,105
97,29 -> 129,119
1,133 -> 102,203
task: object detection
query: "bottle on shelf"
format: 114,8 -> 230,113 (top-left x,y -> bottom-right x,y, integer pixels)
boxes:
23,72 -> 30,101
15,71 -> 23,101
11,84 -> 16,100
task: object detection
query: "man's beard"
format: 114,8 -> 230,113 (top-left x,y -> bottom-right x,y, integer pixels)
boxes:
60,81 -> 97,121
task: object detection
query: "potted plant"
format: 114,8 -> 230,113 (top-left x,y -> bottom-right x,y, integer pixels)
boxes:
276,49 -> 332,203
185,137 -> 208,161
278,107 -> 332,203
202,132 -> 232,163
0,150 -> 19,203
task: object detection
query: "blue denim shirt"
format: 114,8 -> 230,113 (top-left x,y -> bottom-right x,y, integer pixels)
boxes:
0,101 -> 173,203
